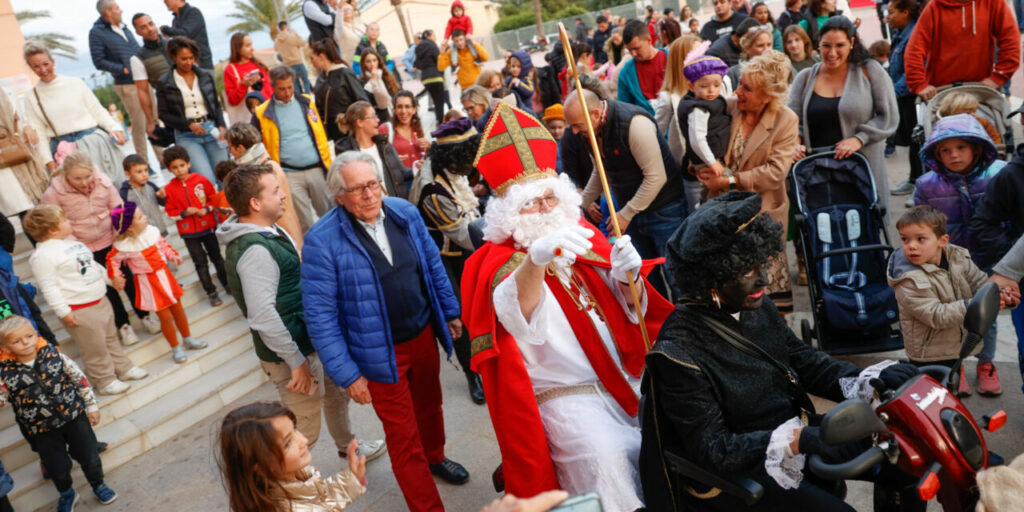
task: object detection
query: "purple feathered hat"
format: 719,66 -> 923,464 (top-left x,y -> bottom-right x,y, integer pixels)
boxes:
111,202 -> 138,235
683,41 -> 730,84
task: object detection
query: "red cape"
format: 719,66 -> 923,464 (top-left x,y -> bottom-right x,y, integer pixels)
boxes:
461,220 -> 673,497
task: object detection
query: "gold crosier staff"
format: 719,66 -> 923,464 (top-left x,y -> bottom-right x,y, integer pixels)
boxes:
557,23 -> 651,351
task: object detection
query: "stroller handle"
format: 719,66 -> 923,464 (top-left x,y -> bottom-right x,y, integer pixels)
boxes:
812,244 -> 894,263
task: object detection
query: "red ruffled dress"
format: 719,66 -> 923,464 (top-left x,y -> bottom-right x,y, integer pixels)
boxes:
106,225 -> 184,312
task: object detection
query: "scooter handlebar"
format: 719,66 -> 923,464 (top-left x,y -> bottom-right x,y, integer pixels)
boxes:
808,446 -> 886,481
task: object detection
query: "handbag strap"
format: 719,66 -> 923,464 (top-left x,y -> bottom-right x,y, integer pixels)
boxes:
33,88 -> 58,137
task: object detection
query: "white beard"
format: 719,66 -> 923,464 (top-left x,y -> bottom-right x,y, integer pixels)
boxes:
482,174 -> 585,249
510,206 -> 582,250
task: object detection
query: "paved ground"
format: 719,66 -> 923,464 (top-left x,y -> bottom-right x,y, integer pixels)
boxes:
55,7 -> 1024,511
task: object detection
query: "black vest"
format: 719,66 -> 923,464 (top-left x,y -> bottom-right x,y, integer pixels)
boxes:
304,0 -> 335,44
135,39 -> 172,89
352,213 -> 431,344
677,93 -> 732,172
569,100 -> 683,212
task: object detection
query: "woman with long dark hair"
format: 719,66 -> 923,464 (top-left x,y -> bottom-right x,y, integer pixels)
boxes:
223,32 -> 272,125
359,48 -> 401,123
309,39 -> 369,143
379,91 -> 430,169
156,36 -> 228,184
335,101 -> 411,199
751,1 -> 784,50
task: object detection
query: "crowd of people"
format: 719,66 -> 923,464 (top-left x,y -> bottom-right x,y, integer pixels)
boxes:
0,0 -> 1023,510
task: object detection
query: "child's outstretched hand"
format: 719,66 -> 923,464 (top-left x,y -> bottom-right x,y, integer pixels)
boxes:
346,439 -> 367,482
87,411 -> 101,426
156,187 -> 167,199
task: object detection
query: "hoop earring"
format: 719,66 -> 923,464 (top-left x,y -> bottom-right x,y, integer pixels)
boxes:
710,289 -> 722,309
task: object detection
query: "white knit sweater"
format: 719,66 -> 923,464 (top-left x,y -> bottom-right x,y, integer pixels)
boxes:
23,75 -> 123,163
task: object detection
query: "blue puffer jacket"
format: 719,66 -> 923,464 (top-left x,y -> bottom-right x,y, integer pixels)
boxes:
88,17 -> 141,85
914,113 -> 1006,265
301,198 -> 460,388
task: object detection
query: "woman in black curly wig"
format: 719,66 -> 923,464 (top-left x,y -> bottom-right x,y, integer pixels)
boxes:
639,191 -> 925,512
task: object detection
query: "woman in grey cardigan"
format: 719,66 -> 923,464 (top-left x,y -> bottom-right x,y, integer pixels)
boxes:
788,17 -> 898,213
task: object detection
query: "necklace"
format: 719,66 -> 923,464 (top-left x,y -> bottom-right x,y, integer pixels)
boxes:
546,263 -> 602,321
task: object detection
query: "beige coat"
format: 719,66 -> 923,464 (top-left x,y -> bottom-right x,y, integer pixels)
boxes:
713,100 -> 799,233
977,452 -> 1024,512
886,244 -> 988,362
273,466 -> 365,512
275,29 -> 307,67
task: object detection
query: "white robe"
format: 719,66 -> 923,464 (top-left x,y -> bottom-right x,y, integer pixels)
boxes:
493,265 -> 647,512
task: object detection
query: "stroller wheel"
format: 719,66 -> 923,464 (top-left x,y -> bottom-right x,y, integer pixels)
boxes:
801,319 -> 815,348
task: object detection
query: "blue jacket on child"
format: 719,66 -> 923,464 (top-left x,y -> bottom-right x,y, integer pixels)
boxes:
505,51 -> 535,112
914,113 -> 1006,266
300,198 -> 460,388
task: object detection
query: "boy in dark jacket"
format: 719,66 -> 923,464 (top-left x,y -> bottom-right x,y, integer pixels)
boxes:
0,315 -> 116,510
120,154 -> 168,236
162,146 -> 228,306
415,30 -> 447,125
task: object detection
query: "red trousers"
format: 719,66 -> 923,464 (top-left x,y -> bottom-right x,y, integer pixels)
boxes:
366,324 -> 447,512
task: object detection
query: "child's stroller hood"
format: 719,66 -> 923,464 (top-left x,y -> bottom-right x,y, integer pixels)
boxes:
920,113 -> 999,177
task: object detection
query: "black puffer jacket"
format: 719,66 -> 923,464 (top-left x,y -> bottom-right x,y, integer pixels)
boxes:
335,134 -> 411,200
414,39 -> 442,81
155,66 -> 225,131
313,66 -> 371,142
639,300 -> 860,511
970,143 -> 1024,265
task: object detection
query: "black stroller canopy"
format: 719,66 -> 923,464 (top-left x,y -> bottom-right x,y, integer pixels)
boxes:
793,155 -> 877,213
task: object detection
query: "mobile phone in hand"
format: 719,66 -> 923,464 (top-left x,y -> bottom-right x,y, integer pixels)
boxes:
549,492 -> 603,512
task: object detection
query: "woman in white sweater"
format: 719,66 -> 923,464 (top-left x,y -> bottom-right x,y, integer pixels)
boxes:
22,41 -> 127,185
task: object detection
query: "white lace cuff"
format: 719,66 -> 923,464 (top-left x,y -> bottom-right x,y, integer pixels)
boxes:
765,416 -> 806,490
839,360 -> 898,404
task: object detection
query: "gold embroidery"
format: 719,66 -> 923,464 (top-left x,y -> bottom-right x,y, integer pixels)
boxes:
471,334 -> 493,356
493,169 -> 559,197
473,103 -> 556,175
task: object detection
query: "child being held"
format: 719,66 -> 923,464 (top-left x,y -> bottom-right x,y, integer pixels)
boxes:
24,205 -> 147,396
913,113 -> 1006,395
119,154 -> 168,237
887,206 -> 1007,396
504,51 -> 535,111
106,202 -> 208,364
162,146 -> 229,308
938,92 -> 1003,146
219,401 -> 366,512
680,41 -> 733,194
0,315 -> 118,508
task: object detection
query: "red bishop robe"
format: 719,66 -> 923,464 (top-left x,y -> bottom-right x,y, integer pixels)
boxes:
461,219 -> 673,497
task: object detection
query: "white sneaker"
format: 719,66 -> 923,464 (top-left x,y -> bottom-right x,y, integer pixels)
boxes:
171,346 -> 187,364
140,315 -> 161,334
121,366 -> 148,381
119,324 -> 139,346
182,337 -> 208,350
98,380 -> 130,395
358,439 -> 387,462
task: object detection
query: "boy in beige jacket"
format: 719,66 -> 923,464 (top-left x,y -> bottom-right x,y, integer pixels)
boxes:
887,206 -> 990,396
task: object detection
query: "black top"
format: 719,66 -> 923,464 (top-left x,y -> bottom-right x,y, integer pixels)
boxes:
807,92 -> 843,149
351,212 -> 431,344
699,12 -> 748,43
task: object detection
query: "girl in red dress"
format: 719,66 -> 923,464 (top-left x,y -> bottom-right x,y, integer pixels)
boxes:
106,202 -> 208,364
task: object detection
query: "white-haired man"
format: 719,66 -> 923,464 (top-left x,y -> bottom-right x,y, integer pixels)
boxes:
462,103 -> 674,512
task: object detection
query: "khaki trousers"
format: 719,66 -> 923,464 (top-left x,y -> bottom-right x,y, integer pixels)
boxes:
261,353 -> 353,451
284,168 -> 332,233
114,83 -> 149,159
65,297 -> 136,390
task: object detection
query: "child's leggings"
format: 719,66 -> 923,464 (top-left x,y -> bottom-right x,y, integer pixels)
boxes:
155,302 -> 190,347
33,414 -> 104,493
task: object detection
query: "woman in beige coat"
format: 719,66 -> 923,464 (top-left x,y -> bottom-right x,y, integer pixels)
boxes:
701,50 -> 800,314
0,88 -> 49,223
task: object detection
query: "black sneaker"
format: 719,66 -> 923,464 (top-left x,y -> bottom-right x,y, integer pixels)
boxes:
208,293 -> 223,307
429,457 -> 470,485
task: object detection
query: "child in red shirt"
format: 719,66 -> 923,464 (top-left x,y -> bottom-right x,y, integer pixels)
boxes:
444,0 -> 474,40
161,146 -> 229,307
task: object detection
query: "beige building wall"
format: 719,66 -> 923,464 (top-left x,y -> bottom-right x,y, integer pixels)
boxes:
361,0 -> 499,57
0,0 -> 32,85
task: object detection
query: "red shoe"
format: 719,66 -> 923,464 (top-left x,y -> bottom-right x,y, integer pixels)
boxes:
957,366 -> 971,397
976,362 -> 1003,396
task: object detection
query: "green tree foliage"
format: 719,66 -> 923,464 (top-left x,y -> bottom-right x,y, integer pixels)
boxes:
493,0 -> 627,32
227,0 -> 303,38
16,10 -> 77,60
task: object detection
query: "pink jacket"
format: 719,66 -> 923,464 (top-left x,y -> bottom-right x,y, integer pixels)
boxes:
40,172 -> 122,252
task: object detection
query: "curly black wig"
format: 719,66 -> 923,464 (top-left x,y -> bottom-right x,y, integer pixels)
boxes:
666,193 -> 785,298
428,133 -> 482,176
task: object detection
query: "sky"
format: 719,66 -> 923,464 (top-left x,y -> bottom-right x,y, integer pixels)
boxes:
12,0 -> 312,83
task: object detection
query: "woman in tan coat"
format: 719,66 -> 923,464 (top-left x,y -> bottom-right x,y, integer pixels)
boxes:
0,88 -> 50,225
700,50 -> 800,313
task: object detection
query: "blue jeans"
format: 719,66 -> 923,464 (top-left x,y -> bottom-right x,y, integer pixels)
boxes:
1015,0 -> 1024,29
173,120 -> 227,185
291,63 -> 312,94
627,198 -> 688,301
1012,306 -> 1024,392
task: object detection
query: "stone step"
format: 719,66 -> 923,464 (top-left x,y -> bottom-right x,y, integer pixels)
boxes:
8,351 -> 266,510
0,295 -> 241,434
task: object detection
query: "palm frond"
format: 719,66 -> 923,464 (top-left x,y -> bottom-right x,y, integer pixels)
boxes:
15,9 -> 51,24
25,32 -> 78,60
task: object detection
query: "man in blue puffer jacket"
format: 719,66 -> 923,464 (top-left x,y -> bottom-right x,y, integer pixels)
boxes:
301,151 -> 469,512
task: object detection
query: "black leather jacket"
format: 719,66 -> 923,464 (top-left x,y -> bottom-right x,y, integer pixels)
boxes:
155,66 -> 225,132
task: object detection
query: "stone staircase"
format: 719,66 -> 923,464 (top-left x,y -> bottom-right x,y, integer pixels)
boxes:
1,226 -> 263,510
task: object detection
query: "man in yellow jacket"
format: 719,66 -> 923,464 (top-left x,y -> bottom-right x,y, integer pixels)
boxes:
438,29 -> 489,97
253,65 -> 332,233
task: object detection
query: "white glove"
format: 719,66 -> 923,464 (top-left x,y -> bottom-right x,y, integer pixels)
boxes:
609,235 -> 642,283
530,226 -> 594,266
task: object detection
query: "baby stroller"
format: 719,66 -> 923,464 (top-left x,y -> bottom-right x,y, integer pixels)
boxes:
918,83 -> 1015,157
790,150 -> 903,354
